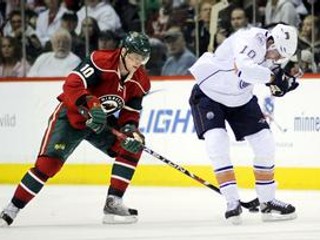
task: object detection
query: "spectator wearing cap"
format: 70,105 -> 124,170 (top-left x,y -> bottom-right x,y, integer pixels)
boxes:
161,26 -> 196,76
28,28 -> 81,77
98,30 -> 121,50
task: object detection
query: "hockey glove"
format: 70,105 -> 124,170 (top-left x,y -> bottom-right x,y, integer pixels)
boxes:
79,96 -> 108,134
120,124 -> 145,153
266,68 -> 299,97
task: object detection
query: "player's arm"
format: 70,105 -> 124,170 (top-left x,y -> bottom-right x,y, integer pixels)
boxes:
233,36 -> 273,84
62,56 -> 101,108
61,55 -> 108,133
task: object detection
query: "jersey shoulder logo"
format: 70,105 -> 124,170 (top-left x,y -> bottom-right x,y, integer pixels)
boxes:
99,95 -> 125,115
255,33 -> 266,46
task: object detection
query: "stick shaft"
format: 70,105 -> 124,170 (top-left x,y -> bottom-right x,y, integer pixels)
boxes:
110,128 -> 259,210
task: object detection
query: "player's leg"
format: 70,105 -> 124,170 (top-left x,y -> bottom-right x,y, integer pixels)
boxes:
238,96 -> 296,221
86,124 -> 141,224
0,104 -> 86,226
105,145 -> 141,224
245,129 -> 296,221
189,85 -> 242,224
204,129 -> 242,224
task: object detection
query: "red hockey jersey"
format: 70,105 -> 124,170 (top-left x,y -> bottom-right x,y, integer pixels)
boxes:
58,49 -> 150,129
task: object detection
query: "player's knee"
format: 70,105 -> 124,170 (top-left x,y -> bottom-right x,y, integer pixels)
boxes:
246,129 -> 275,158
204,128 -> 231,168
35,156 -> 64,178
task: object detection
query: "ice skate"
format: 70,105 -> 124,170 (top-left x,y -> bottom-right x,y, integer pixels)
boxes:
225,201 -> 242,225
0,202 -> 20,227
103,195 -> 138,224
260,199 -> 297,222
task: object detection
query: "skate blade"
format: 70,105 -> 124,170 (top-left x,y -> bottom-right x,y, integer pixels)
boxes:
226,215 -> 242,225
262,212 -> 297,222
103,214 -> 138,224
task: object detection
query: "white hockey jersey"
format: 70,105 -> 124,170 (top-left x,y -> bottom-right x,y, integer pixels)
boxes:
189,27 -> 273,107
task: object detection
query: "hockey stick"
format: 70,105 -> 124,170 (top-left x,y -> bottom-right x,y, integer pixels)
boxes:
264,114 -> 287,133
110,127 -> 260,212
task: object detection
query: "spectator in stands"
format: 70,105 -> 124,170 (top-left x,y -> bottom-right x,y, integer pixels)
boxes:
76,0 -> 121,34
60,12 -> 84,58
28,28 -> 81,77
146,0 -> 174,39
0,36 -> 30,77
184,0 -> 215,56
3,10 -> 42,64
230,7 -> 250,32
298,15 -> 320,69
265,0 -> 300,27
145,37 -> 167,76
161,26 -> 196,76
78,17 -> 100,58
286,49 -> 317,74
36,0 -> 68,48
113,0 -> 141,32
197,0 -> 215,55
98,30 -> 121,50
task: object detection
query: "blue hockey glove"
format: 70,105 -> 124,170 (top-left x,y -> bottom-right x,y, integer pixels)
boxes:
267,68 -> 299,97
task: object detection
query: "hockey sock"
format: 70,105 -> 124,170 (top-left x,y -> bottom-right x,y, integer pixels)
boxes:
215,165 -> 240,203
254,165 -> 276,203
11,156 -> 63,209
108,150 -> 142,198
11,168 -> 47,209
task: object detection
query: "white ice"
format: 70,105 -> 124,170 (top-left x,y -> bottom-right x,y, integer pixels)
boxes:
1,185 -> 320,240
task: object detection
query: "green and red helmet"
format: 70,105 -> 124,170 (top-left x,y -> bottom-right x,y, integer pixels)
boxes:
122,31 -> 151,64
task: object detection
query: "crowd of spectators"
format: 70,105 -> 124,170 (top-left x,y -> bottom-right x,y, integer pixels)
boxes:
0,0 -> 320,78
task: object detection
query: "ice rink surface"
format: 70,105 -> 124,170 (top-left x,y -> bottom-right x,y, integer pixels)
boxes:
0,185 -> 320,240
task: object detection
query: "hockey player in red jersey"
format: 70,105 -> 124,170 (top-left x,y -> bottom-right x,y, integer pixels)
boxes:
0,31 -> 151,226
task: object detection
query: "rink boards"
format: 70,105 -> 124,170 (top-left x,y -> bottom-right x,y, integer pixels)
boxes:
0,76 -> 320,189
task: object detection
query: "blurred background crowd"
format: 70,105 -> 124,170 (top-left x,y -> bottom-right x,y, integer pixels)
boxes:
0,0 -> 319,78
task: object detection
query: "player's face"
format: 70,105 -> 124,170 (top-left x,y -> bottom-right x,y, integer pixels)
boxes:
124,51 -> 149,72
266,43 -> 285,62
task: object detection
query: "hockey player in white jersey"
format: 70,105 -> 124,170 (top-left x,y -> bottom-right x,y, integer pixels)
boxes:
189,23 -> 299,224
